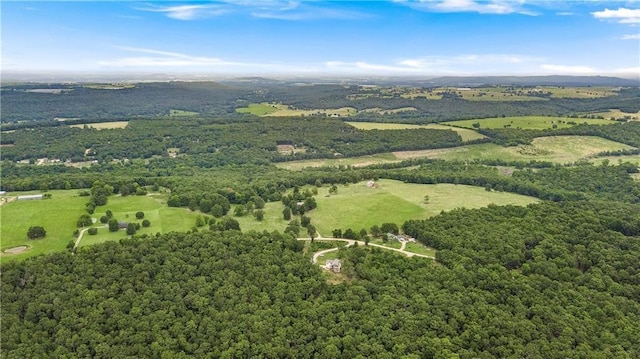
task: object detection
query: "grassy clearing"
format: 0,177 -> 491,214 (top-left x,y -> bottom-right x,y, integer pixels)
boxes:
405,242 -> 437,257
1,190 -> 87,260
275,153 -> 400,170
79,194 -> 201,248
360,107 -> 418,114
70,121 -> 129,129
588,109 -> 640,121
344,122 -> 484,141
307,180 -> 538,235
589,154 -> 640,166
443,116 -> 615,130
236,102 -> 357,117
169,109 -> 200,116
393,136 -> 634,164
236,103 -> 281,116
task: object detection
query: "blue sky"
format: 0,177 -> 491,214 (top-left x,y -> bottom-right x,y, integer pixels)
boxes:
2,0 -> 639,77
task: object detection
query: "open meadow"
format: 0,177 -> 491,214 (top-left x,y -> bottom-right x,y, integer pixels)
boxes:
393,136 -> 634,163
1,190 -> 87,260
443,116 -> 615,130
0,190 -> 202,261
306,180 -> 537,235
236,102 -> 357,117
69,121 -> 129,129
345,121 -> 486,142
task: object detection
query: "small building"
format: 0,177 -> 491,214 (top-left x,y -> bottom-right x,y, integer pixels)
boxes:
17,194 -> 44,201
325,259 -> 342,273
118,221 -> 128,229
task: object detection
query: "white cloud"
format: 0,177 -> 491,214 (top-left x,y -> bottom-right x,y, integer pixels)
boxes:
137,1 -> 369,21
540,64 -> 597,74
400,0 -> 537,15
98,47 -> 243,68
592,8 -> 640,24
621,33 -> 640,39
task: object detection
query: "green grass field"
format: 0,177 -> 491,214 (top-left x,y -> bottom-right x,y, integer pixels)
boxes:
307,180 -> 537,235
78,194 -> 202,248
443,116 -> 615,130
69,121 -> 129,129
236,102 -> 357,117
275,153 -> 400,170
393,136 -> 634,164
1,190 -> 88,260
345,122 -> 486,142
0,191 -> 202,261
169,109 -> 200,116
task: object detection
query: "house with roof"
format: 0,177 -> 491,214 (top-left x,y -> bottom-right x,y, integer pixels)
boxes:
325,259 -> 342,273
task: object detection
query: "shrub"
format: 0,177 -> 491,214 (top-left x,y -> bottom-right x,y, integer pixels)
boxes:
87,228 -> 98,235
142,219 -> 151,227
135,211 -> 145,219
27,226 -> 46,239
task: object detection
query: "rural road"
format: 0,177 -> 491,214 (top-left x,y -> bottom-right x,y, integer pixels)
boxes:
73,224 -> 107,252
297,235 -> 435,264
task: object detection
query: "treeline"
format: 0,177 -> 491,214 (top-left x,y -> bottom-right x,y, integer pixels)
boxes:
3,208 -> 639,357
478,120 -> 640,147
0,117 -> 462,162
2,157 -> 638,205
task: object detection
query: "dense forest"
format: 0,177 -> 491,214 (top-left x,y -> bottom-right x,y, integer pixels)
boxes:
2,79 -> 640,358
2,81 -> 639,123
3,201 -> 639,358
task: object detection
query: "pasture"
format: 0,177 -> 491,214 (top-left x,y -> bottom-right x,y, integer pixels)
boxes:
400,86 -> 617,101
393,136 -> 634,164
308,180 -> 537,235
345,122 -> 486,142
274,153 -> 400,170
443,116 -> 615,130
78,194 -> 202,248
70,121 -> 129,129
588,109 -> 640,121
236,102 -> 357,117
1,190 -> 87,260
169,109 -> 200,116
0,191 -> 202,261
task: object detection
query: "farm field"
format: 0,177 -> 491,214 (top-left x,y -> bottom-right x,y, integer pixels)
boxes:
236,102 -> 357,117
307,180 -> 538,235
588,109 -> 640,121
275,153 -> 400,170
393,136 -> 634,163
169,109 -> 200,116
69,121 -> 129,129
589,154 -> 640,166
0,191 -> 202,261
399,86 -> 617,101
1,190 -> 87,260
345,121 -> 486,142
78,194 -> 202,248
443,116 -> 615,130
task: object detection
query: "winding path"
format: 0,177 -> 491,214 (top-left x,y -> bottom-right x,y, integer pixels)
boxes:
298,234 -> 435,264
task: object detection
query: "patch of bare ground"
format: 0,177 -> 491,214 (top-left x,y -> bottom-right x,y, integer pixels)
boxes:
276,145 -> 306,154
3,246 -> 29,255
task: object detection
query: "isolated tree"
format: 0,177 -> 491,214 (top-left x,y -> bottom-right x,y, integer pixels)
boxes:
307,224 -> 317,242
126,223 -> 137,235
301,215 -> 311,228
135,211 -> 144,219
370,225 -> 382,238
332,228 -> 342,238
27,226 -> 46,239
359,229 -> 368,241
106,210 -> 113,218
283,207 -> 291,220
108,219 -> 119,232
381,222 -> 399,235
142,219 -> 151,227
88,228 -> 98,235
211,204 -> 224,218
251,196 -> 265,209
77,214 -> 93,227
253,209 -> 264,221
343,228 -> 356,239
100,215 -> 109,224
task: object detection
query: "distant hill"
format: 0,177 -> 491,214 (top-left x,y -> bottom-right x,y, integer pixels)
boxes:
418,75 -> 640,88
